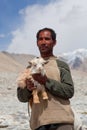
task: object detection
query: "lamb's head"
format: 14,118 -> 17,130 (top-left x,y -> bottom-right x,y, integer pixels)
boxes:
28,57 -> 48,76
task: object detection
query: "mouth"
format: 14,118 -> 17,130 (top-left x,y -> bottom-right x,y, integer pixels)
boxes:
40,46 -> 48,50
40,47 -> 48,52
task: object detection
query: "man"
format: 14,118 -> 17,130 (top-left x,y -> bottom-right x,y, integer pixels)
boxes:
17,28 -> 74,130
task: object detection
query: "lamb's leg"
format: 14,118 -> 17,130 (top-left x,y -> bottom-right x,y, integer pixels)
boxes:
32,89 -> 40,103
42,87 -> 48,100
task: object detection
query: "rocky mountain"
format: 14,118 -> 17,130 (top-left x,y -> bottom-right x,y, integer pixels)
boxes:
59,48 -> 87,71
0,49 -> 87,72
0,51 -> 35,72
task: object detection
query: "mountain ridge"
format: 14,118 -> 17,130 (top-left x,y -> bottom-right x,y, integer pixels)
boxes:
0,52 -> 35,72
0,48 -> 87,72
59,48 -> 87,72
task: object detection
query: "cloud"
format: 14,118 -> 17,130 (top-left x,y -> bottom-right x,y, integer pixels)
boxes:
7,0 -> 87,55
0,34 -> 5,38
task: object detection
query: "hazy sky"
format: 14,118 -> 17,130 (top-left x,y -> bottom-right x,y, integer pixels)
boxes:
0,0 -> 87,56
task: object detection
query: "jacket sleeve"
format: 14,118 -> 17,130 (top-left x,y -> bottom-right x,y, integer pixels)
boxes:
17,87 -> 32,102
45,60 -> 74,99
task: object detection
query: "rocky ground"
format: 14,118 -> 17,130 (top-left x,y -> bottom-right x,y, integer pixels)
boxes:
0,71 -> 87,130
71,70 -> 87,126
0,72 -> 30,130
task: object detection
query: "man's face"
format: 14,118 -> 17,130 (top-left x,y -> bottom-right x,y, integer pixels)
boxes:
37,30 -> 56,55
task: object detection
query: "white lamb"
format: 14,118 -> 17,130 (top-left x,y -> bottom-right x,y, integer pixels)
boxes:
17,57 -> 48,104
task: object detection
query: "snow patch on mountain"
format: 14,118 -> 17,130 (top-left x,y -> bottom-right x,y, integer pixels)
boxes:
61,48 -> 87,61
59,48 -> 87,70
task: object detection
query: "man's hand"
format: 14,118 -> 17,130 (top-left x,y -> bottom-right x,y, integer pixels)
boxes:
32,73 -> 47,85
26,79 -> 36,91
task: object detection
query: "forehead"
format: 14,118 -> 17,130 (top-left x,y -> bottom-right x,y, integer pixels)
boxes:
39,30 -> 51,37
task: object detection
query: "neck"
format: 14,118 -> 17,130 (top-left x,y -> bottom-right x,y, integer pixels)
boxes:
40,53 -> 54,59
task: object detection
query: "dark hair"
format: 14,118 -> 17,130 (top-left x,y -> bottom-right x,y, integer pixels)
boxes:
36,27 -> 56,41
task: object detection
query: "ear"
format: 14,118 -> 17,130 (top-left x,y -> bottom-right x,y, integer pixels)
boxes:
37,40 -> 39,46
28,61 -> 32,67
40,57 -> 49,64
44,60 -> 49,64
53,40 -> 56,46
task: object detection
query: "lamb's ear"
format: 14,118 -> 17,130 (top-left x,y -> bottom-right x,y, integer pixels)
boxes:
40,57 -> 49,64
28,61 -> 32,67
44,60 -> 49,64
36,57 -> 39,59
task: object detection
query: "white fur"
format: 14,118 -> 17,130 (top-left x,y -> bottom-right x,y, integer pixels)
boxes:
17,57 -> 48,88
17,68 -> 31,88
29,57 -> 47,76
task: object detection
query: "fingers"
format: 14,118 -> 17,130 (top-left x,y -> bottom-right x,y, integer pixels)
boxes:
32,74 -> 47,85
32,74 -> 41,80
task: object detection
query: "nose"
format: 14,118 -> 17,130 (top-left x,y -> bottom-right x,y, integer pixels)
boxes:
42,38 -> 46,41
38,66 -> 43,71
40,38 -> 46,44
41,41 -> 47,47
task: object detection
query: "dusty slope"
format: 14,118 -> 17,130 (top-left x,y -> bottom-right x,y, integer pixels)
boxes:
0,52 -> 24,72
2,51 -> 35,67
0,51 -> 36,73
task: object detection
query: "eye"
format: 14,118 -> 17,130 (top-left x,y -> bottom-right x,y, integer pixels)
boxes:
33,64 -> 37,67
41,63 -> 45,67
38,37 -> 43,41
45,37 -> 51,40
